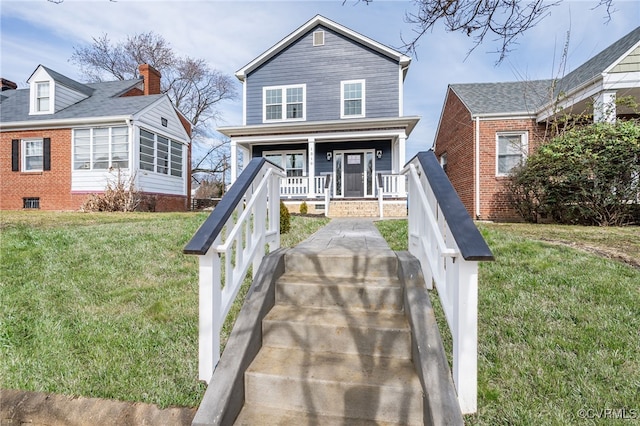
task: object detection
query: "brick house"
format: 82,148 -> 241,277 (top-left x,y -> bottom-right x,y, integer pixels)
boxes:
434,26 -> 640,221
0,64 -> 192,211
219,15 -> 419,217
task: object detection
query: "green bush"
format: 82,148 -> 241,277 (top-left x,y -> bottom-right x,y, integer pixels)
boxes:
508,120 -> 640,225
299,201 -> 308,215
280,200 -> 291,234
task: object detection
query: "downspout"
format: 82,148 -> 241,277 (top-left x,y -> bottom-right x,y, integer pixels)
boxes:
475,116 -> 480,219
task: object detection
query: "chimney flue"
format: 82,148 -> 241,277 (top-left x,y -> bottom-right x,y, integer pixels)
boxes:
1,78 -> 17,91
138,64 -> 161,95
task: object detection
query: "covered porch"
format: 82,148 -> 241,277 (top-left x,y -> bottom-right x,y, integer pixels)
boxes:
219,116 -> 419,204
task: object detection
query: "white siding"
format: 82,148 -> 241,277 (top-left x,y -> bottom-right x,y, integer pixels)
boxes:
72,169 -> 133,192
136,98 -> 189,141
55,84 -> 88,112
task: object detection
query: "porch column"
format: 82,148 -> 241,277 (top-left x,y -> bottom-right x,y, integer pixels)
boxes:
594,91 -> 617,123
398,133 -> 406,197
308,138 -> 316,198
241,146 -> 250,170
230,140 -> 238,185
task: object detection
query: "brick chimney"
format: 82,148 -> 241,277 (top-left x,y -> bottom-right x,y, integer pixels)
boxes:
1,78 -> 17,91
138,64 -> 161,95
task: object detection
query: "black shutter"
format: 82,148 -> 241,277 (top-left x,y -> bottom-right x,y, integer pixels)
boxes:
11,139 -> 19,171
43,138 -> 51,171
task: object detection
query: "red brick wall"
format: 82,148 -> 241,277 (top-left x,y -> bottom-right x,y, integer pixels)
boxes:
1,129 -> 77,210
434,89 -> 475,217
434,88 -> 549,221
477,119 -> 547,221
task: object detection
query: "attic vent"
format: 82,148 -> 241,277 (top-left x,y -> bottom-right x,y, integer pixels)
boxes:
313,30 -> 325,46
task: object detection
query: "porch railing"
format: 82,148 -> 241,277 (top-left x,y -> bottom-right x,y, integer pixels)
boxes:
280,176 -> 307,197
184,158 -> 284,382
402,151 -> 494,414
377,173 -> 406,218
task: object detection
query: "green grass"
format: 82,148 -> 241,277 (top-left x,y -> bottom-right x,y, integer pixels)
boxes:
376,219 -> 640,425
0,211 -> 329,408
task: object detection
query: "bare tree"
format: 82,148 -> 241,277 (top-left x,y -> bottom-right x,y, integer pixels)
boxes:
71,32 -> 237,179
353,0 -> 615,63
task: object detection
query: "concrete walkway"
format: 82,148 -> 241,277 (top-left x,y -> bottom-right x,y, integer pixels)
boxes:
294,218 -> 393,253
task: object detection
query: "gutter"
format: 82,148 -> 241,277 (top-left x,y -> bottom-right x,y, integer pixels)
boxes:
0,115 -> 133,131
475,116 -> 480,219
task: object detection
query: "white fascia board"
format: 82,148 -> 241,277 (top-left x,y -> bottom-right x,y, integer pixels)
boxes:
603,40 -> 640,74
432,89 -> 453,151
472,113 -> 538,121
603,71 -> 640,89
0,115 -> 132,131
232,128 -> 408,146
218,116 -> 420,139
235,15 -> 411,81
536,78 -> 604,122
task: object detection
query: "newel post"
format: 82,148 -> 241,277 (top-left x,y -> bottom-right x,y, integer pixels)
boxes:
198,247 -> 222,383
453,258 -> 479,414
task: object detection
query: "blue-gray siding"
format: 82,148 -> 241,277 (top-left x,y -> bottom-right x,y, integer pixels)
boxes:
252,140 -> 392,177
246,25 -> 399,125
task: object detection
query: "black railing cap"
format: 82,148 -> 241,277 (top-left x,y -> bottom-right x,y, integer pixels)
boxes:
407,150 -> 494,261
184,158 -> 281,255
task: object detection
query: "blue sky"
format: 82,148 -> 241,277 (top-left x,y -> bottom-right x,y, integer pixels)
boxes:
1,0 -> 639,160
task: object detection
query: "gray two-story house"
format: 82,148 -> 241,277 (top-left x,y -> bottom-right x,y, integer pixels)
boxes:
219,15 -> 420,216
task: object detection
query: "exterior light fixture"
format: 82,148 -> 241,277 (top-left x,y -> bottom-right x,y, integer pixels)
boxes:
326,152 -> 332,161
376,150 -> 382,159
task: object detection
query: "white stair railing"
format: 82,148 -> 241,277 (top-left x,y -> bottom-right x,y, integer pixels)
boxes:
402,151 -> 493,415
184,158 -> 284,383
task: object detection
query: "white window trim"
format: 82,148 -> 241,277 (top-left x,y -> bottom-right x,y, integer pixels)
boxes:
340,79 -> 366,119
73,126 -> 130,171
29,80 -> 54,115
22,139 -> 44,172
496,131 -> 528,176
262,84 -> 306,123
262,150 -> 307,176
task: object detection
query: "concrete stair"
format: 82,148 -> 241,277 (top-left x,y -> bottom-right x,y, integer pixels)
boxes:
234,250 -> 424,425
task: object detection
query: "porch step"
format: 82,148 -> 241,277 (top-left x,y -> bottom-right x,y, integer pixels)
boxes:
276,273 -> 404,312
243,347 -> 423,425
262,304 -> 412,359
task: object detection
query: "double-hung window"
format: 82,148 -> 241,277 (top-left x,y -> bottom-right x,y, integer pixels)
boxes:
36,82 -> 50,113
23,140 -> 44,171
139,129 -> 183,177
497,132 -> 528,175
73,127 -> 129,170
341,80 -> 365,118
263,85 -> 306,122
264,151 -> 305,177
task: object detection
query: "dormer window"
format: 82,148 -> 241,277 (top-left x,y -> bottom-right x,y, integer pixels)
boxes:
36,82 -> 50,112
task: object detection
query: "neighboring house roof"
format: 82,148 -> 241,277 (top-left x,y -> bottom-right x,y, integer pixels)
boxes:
447,25 -> 640,119
0,78 -> 164,124
34,65 -> 95,97
235,14 -> 412,81
450,80 -> 553,116
555,26 -> 640,97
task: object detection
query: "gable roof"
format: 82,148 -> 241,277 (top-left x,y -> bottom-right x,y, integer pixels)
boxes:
448,26 -> 640,118
0,74 -> 164,125
235,14 -> 411,81
31,65 -> 95,97
555,26 -> 640,97
450,80 -> 553,117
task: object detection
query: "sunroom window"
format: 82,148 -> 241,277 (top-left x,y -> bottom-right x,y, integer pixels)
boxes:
139,129 -> 182,177
73,126 -> 129,170
263,85 -> 305,122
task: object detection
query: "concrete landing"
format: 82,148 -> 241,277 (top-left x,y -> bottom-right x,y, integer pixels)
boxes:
294,218 -> 394,253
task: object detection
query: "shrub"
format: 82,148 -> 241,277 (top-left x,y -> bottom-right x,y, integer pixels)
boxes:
81,170 -> 141,212
299,201 -> 308,215
280,200 -> 291,234
508,120 -> 640,226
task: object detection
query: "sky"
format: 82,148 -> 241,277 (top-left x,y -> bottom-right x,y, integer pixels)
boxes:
1,0 -> 639,161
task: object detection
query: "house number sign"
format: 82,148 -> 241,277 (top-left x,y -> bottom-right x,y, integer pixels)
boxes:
347,155 -> 361,165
